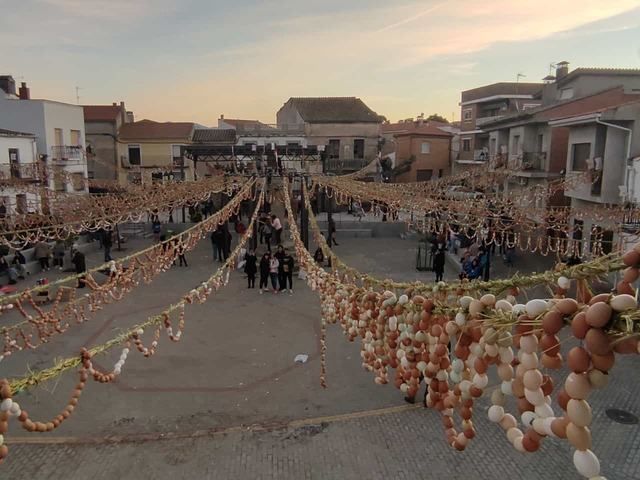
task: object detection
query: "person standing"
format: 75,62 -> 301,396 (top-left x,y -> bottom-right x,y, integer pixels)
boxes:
328,217 -> 338,246
262,217 -> 272,252
271,214 -> 283,245
0,256 -> 18,285
269,254 -> 279,293
223,222 -> 232,260
11,250 -> 27,278
212,226 -> 225,262
244,249 -> 257,289
280,248 -> 294,294
177,241 -> 188,267
34,240 -> 51,272
274,245 -> 285,290
53,240 -> 66,271
259,252 -> 270,294
102,228 -> 113,262
433,242 -> 446,282
152,219 -> 162,242
71,245 -> 87,288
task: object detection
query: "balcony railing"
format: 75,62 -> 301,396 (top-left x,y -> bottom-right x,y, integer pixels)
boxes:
0,162 -> 41,182
50,145 -> 83,162
508,152 -> 547,171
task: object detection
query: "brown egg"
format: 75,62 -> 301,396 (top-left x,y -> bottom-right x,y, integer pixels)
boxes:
557,389 -> 570,411
613,337 -> 639,354
469,299 -> 484,317
512,377 -> 525,397
498,363 -> 514,381
617,280 -> 635,295
591,351 -> 615,372
571,312 -> 589,339
541,353 -> 563,369
566,423 -> 592,450
585,328 -> 611,356
556,298 -> 579,316
588,293 -> 611,305
523,369 -> 543,390
464,427 -> 476,439
585,302 -> 612,328
564,373 -> 591,400
474,357 -> 488,374
517,397 -> 535,413
550,417 -> 569,438
567,347 -> 591,373
522,430 -> 541,452
540,334 -> 560,355
542,311 -> 564,334
622,249 -> 640,267
622,267 -> 640,283
588,369 -> 609,389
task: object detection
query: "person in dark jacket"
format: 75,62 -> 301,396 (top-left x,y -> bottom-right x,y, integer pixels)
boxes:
102,228 -> 113,262
244,249 -> 257,288
313,247 -> 324,264
71,246 -> 87,288
432,242 -> 446,282
12,250 -> 27,278
274,245 -> 286,290
280,249 -> 294,294
212,226 -> 226,262
259,252 -> 270,294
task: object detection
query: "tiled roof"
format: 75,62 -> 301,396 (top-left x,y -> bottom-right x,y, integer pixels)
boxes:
482,87 -> 640,127
118,120 -> 194,141
192,128 -> 236,143
283,97 -> 381,123
382,121 -> 452,137
222,119 -> 273,129
461,82 -> 542,102
0,128 -> 35,137
83,105 -> 122,122
557,68 -> 640,86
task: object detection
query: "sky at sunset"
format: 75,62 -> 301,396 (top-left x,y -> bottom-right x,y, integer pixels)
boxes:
2,0 -> 640,125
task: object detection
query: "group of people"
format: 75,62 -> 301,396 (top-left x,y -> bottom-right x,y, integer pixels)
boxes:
258,213 -> 283,252
242,244 -> 294,294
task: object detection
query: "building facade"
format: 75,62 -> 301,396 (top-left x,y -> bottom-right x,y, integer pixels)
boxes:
276,97 -> 381,173
83,102 -> 133,182
0,129 -> 40,215
0,76 -> 88,194
457,82 -> 542,168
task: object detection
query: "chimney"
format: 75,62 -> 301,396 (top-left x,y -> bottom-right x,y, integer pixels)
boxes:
556,61 -> 569,80
112,102 -> 117,106
126,111 -> 134,123
18,82 -> 30,100
0,76 -> 17,96
120,101 -> 126,125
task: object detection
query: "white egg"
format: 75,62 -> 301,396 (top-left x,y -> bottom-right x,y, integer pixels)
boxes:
525,299 -> 548,317
573,449 -> 600,478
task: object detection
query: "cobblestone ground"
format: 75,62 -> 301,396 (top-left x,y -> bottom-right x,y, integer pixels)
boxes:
1,225 -> 639,479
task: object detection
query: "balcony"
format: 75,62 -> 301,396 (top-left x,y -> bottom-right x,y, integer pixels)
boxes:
50,145 -> 84,162
507,152 -> 560,178
0,162 -> 41,182
475,115 -> 504,127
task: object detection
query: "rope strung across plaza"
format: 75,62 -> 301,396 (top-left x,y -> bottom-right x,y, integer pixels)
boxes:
0,180 -> 266,465
1,176 -> 242,248
284,176 -> 639,480
0,179 -> 257,359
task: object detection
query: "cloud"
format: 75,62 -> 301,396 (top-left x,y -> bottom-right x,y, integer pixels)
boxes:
375,2 -> 446,33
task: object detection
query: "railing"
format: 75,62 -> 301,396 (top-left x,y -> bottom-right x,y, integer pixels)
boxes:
0,162 -> 41,181
473,149 -> 489,161
508,152 -> 547,171
325,158 -> 368,172
50,145 -> 83,161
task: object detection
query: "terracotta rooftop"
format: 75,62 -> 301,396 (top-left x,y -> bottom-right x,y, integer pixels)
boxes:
192,128 -> 237,143
281,97 -> 381,123
83,105 -> 123,122
118,120 -> 194,141
382,121 -> 452,137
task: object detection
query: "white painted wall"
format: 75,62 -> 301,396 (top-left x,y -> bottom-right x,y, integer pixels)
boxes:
0,134 -> 41,214
236,135 -> 307,147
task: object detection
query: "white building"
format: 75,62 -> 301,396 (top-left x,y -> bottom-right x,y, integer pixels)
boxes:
0,76 -> 88,194
0,128 -> 41,216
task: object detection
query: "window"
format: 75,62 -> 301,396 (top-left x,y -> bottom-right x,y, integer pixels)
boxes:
416,169 -> 433,181
128,145 -> 141,165
511,135 -> 521,154
571,143 -> 591,171
72,173 -> 85,191
54,128 -> 63,146
462,139 -> 471,152
559,88 -> 574,100
172,145 -> 183,167
8,149 -> 19,178
328,139 -> 340,159
151,172 -> 164,184
353,139 -> 365,159
420,142 -> 431,154
463,109 -> 473,122
70,129 -> 81,146
15,194 -> 27,214
438,169 -> 443,178
172,170 -> 184,181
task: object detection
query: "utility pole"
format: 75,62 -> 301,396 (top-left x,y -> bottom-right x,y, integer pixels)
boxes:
75,86 -> 82,105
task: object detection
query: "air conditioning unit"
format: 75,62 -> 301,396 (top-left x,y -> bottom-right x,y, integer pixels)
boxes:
120,155 -> 131,168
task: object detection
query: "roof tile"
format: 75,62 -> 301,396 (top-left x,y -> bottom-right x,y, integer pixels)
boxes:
119,120 -> 194,141
282,97 -> 381,123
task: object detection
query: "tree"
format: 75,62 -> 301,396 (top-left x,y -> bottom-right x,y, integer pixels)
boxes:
426,114 -> 449,124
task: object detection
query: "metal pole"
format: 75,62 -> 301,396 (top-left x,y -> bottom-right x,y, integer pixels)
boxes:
251,179 -> 258,250
301,176 -> 309,250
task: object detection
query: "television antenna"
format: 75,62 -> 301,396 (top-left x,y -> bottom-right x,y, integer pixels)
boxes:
75,86 -> 82,104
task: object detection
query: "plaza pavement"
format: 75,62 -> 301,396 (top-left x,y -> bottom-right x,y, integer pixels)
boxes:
1,226 -> 639,479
